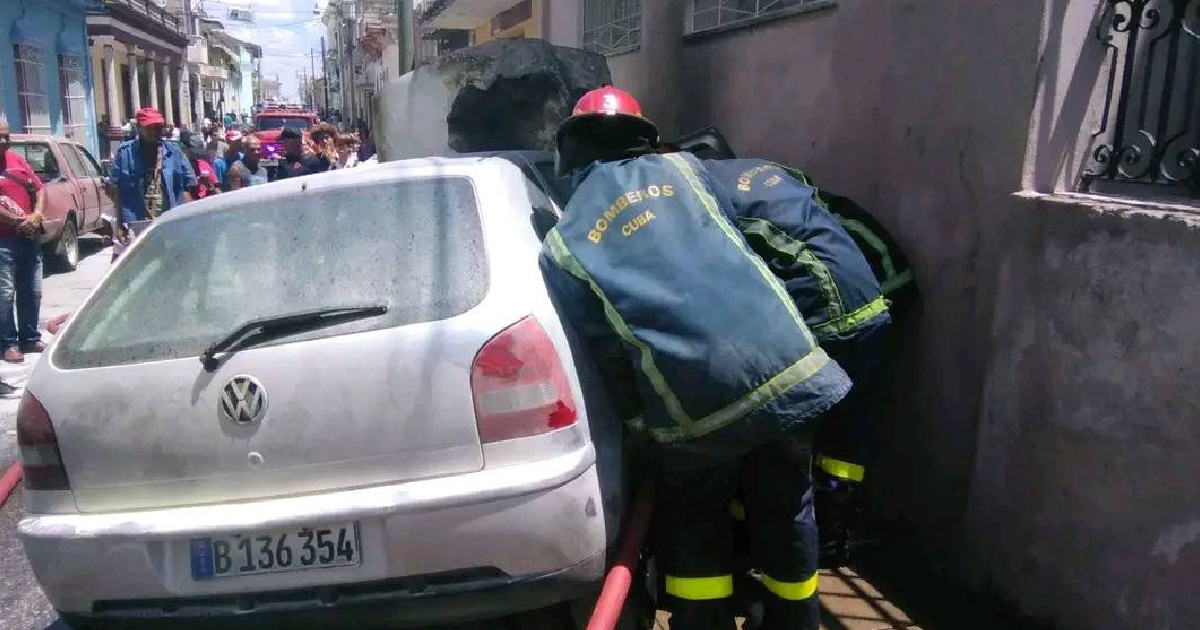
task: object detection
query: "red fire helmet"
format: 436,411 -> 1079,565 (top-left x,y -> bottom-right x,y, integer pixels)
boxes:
555,86 -> 659,175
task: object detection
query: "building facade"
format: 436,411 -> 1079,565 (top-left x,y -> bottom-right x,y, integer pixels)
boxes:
320,0 -> 545,131
0,0 -> 99,155
87,0 -> 189,156
416,0 -> 542,64
537,2 -> 1200,630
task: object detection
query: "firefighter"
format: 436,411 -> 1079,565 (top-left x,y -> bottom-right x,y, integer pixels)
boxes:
702,158 -> 892,566
666,127 -> 916,308
542,86 -> 851,630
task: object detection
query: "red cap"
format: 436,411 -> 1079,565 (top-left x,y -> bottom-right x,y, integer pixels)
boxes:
136,107 -> 165,127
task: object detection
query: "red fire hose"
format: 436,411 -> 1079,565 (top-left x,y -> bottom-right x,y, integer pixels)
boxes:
585,480 -> 655,630
0,462 -> 22,506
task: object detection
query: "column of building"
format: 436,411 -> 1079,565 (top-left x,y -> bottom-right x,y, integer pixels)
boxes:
102,43 -> 121,137
127,49 -> 142,116
182,66 -> 195,129
160,57 -> 173,125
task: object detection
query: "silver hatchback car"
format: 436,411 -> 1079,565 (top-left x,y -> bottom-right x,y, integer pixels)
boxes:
17,155 -> 627,628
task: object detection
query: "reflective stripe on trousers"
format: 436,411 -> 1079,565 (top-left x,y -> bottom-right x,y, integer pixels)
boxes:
762,571 -> 820,601
666,574 -> 735,601
815,454 -> 866,483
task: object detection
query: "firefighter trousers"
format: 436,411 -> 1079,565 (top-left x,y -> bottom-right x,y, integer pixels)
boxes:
813,322 -> 890,487
657,429 -> 820,630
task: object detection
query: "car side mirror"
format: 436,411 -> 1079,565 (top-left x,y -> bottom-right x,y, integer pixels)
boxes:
101,159 -> 113,177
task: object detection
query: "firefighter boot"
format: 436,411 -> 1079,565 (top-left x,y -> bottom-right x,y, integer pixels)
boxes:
815,478 -> 854,567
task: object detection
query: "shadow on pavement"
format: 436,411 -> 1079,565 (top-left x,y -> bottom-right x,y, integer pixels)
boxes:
849,532 -> 1056,630
44,236 -> 108,280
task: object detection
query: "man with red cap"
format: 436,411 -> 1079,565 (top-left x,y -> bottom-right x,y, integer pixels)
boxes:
108,108 -> 197,250
541,87 -> 849,630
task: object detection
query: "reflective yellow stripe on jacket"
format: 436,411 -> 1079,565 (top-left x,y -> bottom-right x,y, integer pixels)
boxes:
738,216 -> 845,325
544,155 -> 837,444
812,295 -> 889,338
544,229 -> 692,429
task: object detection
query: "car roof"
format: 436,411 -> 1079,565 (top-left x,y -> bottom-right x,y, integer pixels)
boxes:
11,134 -> 61,143
154,156 -> 522,225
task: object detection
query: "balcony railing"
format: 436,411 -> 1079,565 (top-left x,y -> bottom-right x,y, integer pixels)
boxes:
1082,0 -> 1200,198
94,0 -> 183,33
187,36 -> 208,65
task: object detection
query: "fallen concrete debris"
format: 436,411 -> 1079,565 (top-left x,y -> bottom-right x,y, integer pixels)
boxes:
373,38 -> 611,160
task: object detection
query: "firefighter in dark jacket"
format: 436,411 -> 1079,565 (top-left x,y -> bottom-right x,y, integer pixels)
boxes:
704,159 -> 891,565
541,86 -> 851,630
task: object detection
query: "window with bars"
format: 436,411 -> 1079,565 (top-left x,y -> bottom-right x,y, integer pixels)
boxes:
1080,0 -> 1200,199
59,55 -> 87,143
14,44 -> 51,134
690,0 -> 830,34
582,0 -> 642,56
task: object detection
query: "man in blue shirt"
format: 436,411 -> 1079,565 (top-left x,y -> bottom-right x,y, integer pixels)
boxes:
109,108 -> 197,241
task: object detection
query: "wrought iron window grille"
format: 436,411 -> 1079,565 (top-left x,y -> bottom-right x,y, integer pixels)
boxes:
583,0 -> 642,56
690,0 -> 826,33
1082,0 -> 1200,199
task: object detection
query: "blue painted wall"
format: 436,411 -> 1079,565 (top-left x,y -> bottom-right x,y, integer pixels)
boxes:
0,0 -> 98,156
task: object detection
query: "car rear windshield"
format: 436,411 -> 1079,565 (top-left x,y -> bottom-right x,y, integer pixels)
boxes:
55,177 -> 488,369
256,117 -> 313,130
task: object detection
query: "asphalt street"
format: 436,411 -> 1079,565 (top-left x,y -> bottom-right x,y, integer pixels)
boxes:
1,236 -> 110,630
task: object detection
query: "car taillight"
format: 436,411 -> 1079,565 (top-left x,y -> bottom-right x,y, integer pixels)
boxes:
471,316 -> 577,443
17,392 -> 70,491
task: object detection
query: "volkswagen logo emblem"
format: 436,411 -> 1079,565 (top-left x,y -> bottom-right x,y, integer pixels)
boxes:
219,375 -> 268,425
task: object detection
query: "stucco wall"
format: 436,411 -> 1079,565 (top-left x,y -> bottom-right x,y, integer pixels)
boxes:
969,193 -> 1200,630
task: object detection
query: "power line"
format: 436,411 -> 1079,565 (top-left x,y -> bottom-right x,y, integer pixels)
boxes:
200,0 -> 325,15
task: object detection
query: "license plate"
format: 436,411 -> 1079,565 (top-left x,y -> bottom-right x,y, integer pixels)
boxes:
261,159 -> 279,167
190,522 -> 360,581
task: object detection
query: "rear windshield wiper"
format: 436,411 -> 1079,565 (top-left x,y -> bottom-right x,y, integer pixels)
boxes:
200,303 -> 389,371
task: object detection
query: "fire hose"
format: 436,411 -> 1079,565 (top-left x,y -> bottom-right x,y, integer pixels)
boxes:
0,462 -> 22,507
585,479 -> 655,630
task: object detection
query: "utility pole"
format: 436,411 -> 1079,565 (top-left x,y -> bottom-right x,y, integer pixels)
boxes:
397,0 -> 414,75
321,36 -> 331,115
309,48 -> 318,110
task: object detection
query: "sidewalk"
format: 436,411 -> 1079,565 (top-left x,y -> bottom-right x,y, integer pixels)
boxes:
651,538 -> 1053,630
653,568 -> 922,630
0,238 -> 111,469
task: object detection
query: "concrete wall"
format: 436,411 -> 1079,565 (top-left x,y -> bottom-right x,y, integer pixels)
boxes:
969,193 -> 1200,630
545,1 -> 1200,629
0,0 -> 98,154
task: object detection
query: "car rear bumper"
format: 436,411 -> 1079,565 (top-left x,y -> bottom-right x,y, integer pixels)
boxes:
20,445 -> 611,618
60,550 -> 606,630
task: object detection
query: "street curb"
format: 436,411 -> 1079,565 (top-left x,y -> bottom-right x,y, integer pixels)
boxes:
0,461 -> 22,506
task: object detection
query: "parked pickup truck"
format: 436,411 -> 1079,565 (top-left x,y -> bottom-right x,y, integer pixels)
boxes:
8,134 -> 114,271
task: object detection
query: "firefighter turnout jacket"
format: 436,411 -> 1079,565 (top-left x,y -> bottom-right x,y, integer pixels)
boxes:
704,159 -> 891,341
540,152 -> 850,452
